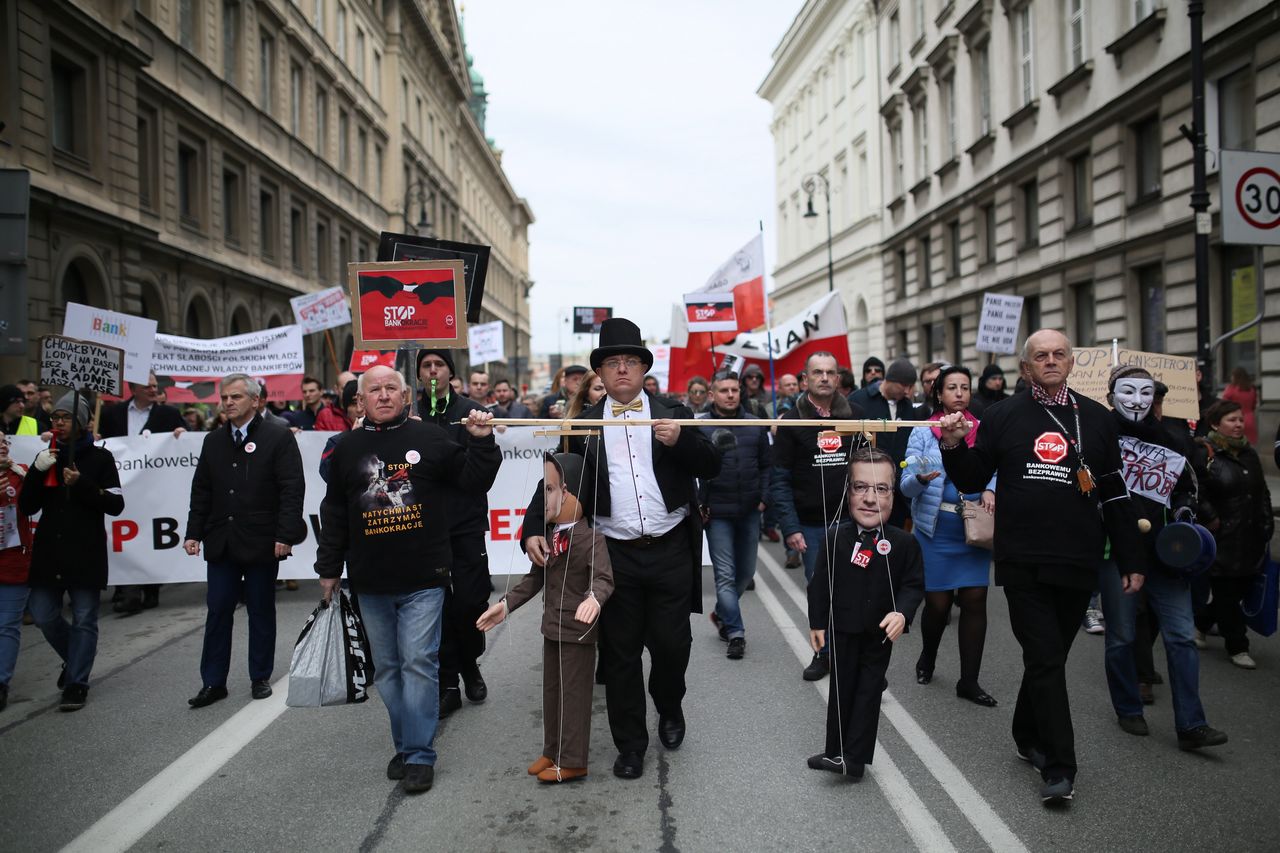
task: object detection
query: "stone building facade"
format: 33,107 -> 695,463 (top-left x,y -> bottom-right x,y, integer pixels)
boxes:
760,0 -> 887,364
0,0 -> 533,388
874,0 -> 1278,421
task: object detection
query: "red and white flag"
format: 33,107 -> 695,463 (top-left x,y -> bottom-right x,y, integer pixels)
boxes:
691,234 -> 767,335
668,291 -> 850,394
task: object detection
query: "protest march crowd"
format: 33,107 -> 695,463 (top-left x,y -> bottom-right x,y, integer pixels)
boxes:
0,318 -> 1275,806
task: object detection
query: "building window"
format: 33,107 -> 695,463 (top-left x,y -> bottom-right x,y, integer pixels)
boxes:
1023,293 -> 1042,339
913,101 -> 928,180
375,143 -> 384,197
137,106 -> 158,209
51,52 -> 90,160
338,109 -> 349,170
896,248 -> 908,297
179,0 -> 199,53
1217,66 -> 1256,150
357,241 -> 368,262
222,164 -> 243,244
857,150 -> 869,217
177,137 -> 206,227
890,125 -> 904,196
289,62 -> 303,135
913,0 -> 925,41
372,50 -> 381,98
354,27 -> 364,81
290,205 -> 306,272
854,27 -> 866,81
947,219 -> 961,277
357,127 -> 368,186
1066,0 -> 1085,70
889,12 -> 901,69
942,75 -> 957,160
974,45 -> 991,136
259,182 -> 278,261
336,4 -> 346,60
924,321 -> 946,362
315,218 -> 330,281
315,86 -> 328,154
1069,152 -> 1092,228
1133,115 -> 1162,201
1016,7 -> 1035,108
338,231 -> 350,271
313,0 -> 324,33
222,0 -> 240,85
1072,281 -> 1096,345
1133,0 -> 1153,21
1220,246 -> 1258,382
1137,264 -> 1165,352
919,235 -> 932,289
979,201 -> 996,265
259,30 -> 274,113
1020,179 -> 1039,247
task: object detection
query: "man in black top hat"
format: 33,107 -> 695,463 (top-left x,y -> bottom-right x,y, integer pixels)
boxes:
522,317 -> 721,781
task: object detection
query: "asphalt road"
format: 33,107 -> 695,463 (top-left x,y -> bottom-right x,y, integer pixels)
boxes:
2,539 -> 1278,852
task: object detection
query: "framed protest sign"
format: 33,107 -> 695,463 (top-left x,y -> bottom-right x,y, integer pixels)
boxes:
572,306 -> 612,334
40,335 -> 125,396
683,292 -> 738,332
377,231 -> 489,323
348,260 -> 468,350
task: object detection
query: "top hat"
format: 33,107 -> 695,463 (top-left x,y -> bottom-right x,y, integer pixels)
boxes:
590,318 -> 653,371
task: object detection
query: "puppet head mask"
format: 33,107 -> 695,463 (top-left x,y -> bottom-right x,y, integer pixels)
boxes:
1112,377 -> 1155,422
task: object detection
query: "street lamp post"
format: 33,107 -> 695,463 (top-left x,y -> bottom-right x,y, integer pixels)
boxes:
403,178 -> 434,236
802,173 -> 835,294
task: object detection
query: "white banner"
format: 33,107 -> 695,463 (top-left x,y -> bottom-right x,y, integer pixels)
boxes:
468,320 -> 505,365
152,327 -> 306,377
62,303 -> 158,385
975,293 -> 1024,354
8,428 -> 554,583
290,286 -> 352,335
1119,435 -> 1187,507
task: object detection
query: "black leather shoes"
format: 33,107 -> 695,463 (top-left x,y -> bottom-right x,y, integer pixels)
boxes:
461,667 -> 488,703
439,687 -> 462,718
401,763 -> 434,794
658,710 -> 686,750
956,681 -> 997,707
188,686 -> 229,708
802,653 -> 829,681
386,753 -> 406,780
613,751 -> 644,779
251,680 -> 273,700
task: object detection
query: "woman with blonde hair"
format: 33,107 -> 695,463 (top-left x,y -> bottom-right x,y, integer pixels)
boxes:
566,371 -> 606,419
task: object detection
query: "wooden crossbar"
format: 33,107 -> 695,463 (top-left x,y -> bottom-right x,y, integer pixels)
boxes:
465,417 -> 966,433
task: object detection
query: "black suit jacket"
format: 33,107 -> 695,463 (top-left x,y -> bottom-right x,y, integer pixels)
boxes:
100,400 -> 186,438
185,415 -> 307,565
522,393 -> 722,613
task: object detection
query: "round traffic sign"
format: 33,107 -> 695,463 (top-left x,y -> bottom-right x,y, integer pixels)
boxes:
1235,166 -> 1280,230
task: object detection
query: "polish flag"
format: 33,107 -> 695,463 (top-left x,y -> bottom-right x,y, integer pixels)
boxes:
692,234 -> 767,337
667,291 -> 850,394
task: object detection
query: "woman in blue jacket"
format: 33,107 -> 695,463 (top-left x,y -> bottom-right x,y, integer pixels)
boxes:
900,364 -> 997,707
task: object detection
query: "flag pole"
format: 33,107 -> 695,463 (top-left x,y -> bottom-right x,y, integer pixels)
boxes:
761,220 -> 778,417
708,332 -> 718,375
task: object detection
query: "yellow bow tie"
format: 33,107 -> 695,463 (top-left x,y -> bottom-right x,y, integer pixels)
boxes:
610,398 -> 643,416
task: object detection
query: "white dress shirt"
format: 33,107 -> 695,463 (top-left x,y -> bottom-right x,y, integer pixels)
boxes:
127,401 -> 153,435
594,393 -> 687,541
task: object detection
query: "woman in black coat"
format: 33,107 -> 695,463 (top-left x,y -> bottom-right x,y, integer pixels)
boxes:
1192,400 -> 1273,669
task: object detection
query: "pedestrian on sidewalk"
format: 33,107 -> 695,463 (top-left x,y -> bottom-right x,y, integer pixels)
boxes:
1098,367 -> 1228,750
21,393 -> 125,712
807,447 -> 923,780
0,435 -> 32,712
316,366 -> 499,795
478,452 -> 613,784
937,329 -> 1146,807
696,370 -> 771,661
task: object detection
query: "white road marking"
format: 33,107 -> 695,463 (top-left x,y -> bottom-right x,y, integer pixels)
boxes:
60,675 -> 291,853
751,570 -> 957,853
756,548 -> 1030,853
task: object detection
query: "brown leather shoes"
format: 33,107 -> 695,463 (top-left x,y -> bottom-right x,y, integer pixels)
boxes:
537,765 -> 587,783
527,755 -> 555,776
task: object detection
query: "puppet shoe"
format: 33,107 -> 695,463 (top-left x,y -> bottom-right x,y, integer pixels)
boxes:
528,756 -> 555,776
537,765 -> 587,784
956,681 -> 997,707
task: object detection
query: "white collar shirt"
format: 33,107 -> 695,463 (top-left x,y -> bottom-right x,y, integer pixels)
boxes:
594,393 -> 686,541
886,398 -> 898,420
127,400 -> 153,435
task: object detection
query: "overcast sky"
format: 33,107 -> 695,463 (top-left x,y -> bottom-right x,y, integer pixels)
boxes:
462,0 -> 802,357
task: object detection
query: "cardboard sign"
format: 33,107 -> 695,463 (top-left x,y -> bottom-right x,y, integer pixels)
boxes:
349,350 -> 397,373
40,335 -> 125,396
349,260 -> 469,350
377,232 -> 489,323
1119,436 -> 1187,506
468,320 -> 505,365
572,306 -> 612,335
684,292 -> 738,332
1069,347 -> 1198,421
290,286 -> 352,335
152,326 -> 306,403
62,303 -> 158,385
976,293 -> 1024,354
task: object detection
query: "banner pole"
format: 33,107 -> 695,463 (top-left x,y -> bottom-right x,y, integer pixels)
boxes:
323,329 -> 342,380
92,396 -> 103,438
761,220 -> 778,417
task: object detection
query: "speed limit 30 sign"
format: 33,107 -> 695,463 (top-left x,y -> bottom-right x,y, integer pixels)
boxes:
1222,149 -> 1280,246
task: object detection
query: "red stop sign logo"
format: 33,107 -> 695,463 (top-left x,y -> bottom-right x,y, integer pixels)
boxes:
817,431 -> 843,453
1033,431 -> 1068,464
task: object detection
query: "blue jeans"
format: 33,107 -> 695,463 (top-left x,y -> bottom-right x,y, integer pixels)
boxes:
359,586 -> 446,766
1098,563 -> 1207,733
200,560 -> 279,688
707,511 -> 760,639
27,586 -> 100,687
0,584 -> 30,686
799,524 -> 829,586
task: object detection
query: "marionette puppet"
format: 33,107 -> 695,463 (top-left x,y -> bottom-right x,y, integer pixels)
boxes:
477,452 -> 613,783
807,446 -> 924,780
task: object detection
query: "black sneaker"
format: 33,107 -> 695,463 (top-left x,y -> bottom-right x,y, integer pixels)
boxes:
1040,777 -> 1073,805
386,753 -> 406,780
1016,746 -> 1047,772
1117,715 -> 1149,737
439,687 -> 462,718
1177,725 -> 1229,750
461,666 -> 487,703
56,664 -> 67,690
59,684 -> 88,712
401,763 -> 434,794
726,637 -> 745,660
802,653 -> 829,681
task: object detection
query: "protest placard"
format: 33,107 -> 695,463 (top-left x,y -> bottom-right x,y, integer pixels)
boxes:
62,303 -> 157,385
1119,435 -> 1188,506
151,326 -> 305,403
1069,346 -> 1198,420
39,335 -> 125,396
1068,346 -> 1113,407
572,307 -> 612,334
684,292 -> 738,333
290,286 -> 352,334
468,320 -> 505,365
377,232 -> 489,323
975,293 -> 1024,354
349,350 -> 397,373
349,260 -> 469,350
